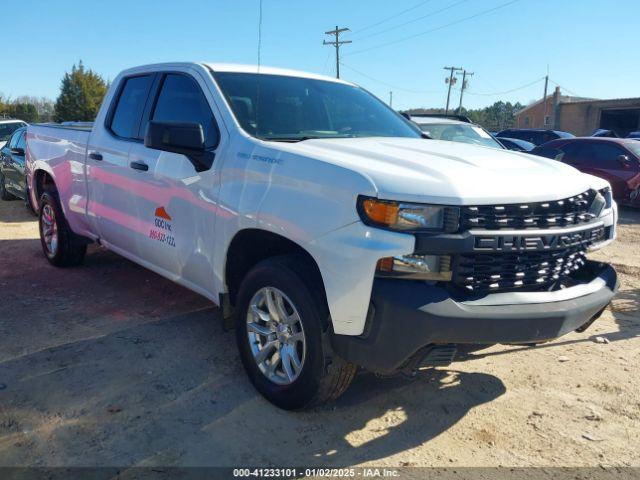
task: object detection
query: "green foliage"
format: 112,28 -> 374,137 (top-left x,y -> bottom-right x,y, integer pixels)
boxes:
9,103 -> 39,123
405,100 -> 525,132
54,61 -> 107,122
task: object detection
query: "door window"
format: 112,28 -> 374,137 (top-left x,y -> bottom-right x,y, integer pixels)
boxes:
151,74 -> 219,148
16,131 -> 26,151
585,143 -> 625,168
109,75 -> 154,140
8,130 -> 22,149
555,142 -> 583,162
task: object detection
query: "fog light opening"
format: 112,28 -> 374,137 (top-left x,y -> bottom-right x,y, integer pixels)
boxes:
376,254 -> 452,281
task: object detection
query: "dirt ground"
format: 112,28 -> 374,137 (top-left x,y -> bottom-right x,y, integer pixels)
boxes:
0,199 -> 638,469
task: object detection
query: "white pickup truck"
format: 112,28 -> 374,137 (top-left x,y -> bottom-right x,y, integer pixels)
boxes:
26,62 -> 618,410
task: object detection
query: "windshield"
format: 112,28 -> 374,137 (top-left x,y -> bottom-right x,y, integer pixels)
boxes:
0,122 -> 26,142
416,122 -> 503,149
213,72 -> 420,141
625,142 -> 640,157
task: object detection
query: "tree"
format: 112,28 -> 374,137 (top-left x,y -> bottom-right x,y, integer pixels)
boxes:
54,61 -> 107,122
9,103 -> 39,123
404,100 -> 524,132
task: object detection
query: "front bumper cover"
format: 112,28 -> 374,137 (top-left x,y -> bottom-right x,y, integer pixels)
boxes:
331,261 -> 618,374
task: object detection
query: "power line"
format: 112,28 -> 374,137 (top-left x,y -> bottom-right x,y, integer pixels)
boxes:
350,0 -> 436,37
462,76 -> 546,96
346,0 -> 524,57
548,79 -> 582,98
320,49 -> 333,76
352,0 -> 470,42
323,26 -> 352,79
339,62 -> 442,94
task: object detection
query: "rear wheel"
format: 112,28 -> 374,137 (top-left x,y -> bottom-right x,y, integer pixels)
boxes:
39,191 -> 87,267
0,173 -> 15,200
235,255 -> 357,410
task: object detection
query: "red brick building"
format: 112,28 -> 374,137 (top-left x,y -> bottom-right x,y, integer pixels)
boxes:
515,87 -> 591,130
516,88 -> 640,136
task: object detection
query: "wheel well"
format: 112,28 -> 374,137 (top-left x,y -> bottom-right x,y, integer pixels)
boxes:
34,170 -> 56,203
225,229 -> 326,306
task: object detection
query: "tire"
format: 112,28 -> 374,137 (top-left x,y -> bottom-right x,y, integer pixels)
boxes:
235,255 -> 357,410
0,173 -> 15,200
38,191 -> 87,267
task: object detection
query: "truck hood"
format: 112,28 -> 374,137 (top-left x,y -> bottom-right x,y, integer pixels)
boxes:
275,137 -> 599,205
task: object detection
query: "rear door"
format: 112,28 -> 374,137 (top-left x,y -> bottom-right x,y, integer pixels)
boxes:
126,70 -> 224,292
86,73 -> 157,254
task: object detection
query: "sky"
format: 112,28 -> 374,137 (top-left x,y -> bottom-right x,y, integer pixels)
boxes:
2,0 -> 638,111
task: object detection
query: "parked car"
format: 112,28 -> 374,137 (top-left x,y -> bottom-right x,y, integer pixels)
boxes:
409,114 -> 505,149
0,119 -> 28,149
531,137 -> 640,207
627,131 -> 640,139
26,62 -> 618,409
0,126 -> 30,204
496,128 -> 575,146
591,129 -> 619,138
496,137 -> 535,152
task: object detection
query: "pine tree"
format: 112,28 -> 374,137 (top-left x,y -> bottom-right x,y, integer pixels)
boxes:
54,61 -> 107,122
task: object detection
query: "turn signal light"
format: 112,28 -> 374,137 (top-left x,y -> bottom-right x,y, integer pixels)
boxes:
362,199 -> 399,225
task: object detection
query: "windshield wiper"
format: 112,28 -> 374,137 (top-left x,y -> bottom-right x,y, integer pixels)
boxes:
261,135 -> 355,142
261,136 -> 318,142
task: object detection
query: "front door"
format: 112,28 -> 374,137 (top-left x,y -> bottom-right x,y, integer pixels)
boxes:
577,142 -> 636,199
127,70 -> 224,293
8,130 -> 26,198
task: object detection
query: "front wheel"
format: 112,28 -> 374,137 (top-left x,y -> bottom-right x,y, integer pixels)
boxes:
235,255 -> 357,410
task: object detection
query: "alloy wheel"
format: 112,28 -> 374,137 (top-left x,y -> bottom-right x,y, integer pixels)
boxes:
246,287 -> 306,385
41,204 -> 59,256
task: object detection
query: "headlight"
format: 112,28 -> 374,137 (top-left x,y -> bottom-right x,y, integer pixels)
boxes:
599,187 -> 613,210
358,196 -> 458,233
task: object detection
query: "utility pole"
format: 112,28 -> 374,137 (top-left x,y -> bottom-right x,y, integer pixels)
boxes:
323,26 -> 351,79
457,70 -> 474,114
542,72 -> 549,124
444,66 -> 463,115
389,91 -> 393,108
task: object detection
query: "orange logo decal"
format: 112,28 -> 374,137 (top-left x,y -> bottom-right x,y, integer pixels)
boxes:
155,206 -> 172,221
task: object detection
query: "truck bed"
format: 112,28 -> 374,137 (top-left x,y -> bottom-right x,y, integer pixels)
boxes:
26,123 -> 92,236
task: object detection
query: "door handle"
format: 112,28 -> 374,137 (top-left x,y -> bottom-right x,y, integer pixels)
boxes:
89,152 -> 103,161
130,161 -> 149,172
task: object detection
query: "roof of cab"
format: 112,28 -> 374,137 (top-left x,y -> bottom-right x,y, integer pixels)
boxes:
204,63 -> 353,85
117,62 -> 354,86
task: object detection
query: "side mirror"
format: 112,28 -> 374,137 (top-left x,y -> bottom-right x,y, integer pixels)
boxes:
618,154 -> 631,168
144,121 -> 213,172
10,147 -> 25,156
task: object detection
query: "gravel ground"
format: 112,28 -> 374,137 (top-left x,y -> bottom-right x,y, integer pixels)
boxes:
0,199 -> 638,468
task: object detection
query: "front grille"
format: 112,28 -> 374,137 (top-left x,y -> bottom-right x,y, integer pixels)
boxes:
459,190 -> 598,231
454,246 -> 589,293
